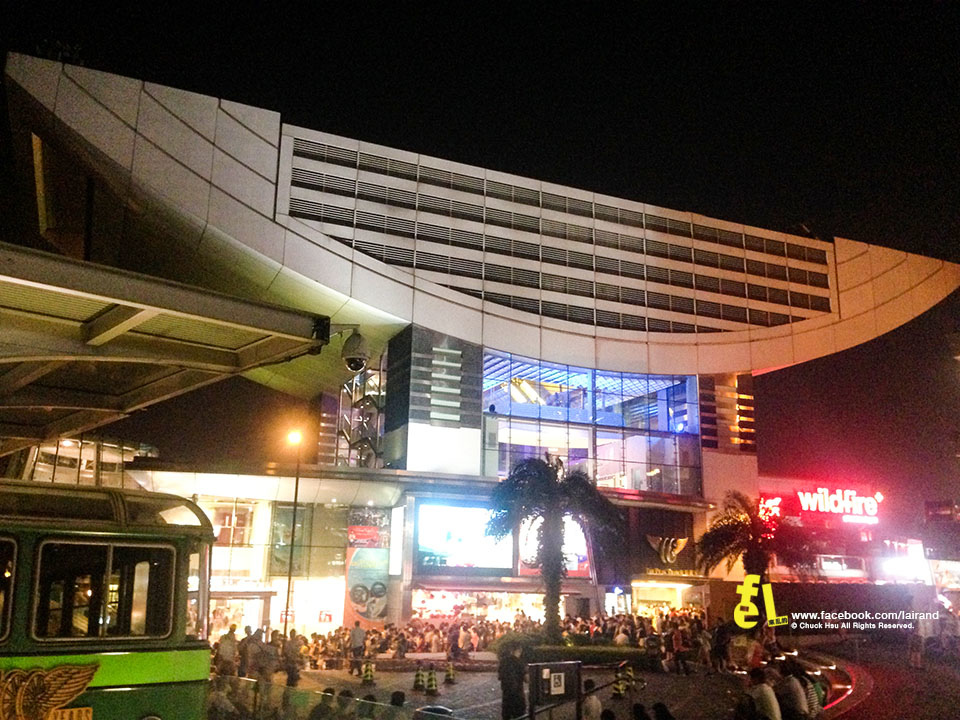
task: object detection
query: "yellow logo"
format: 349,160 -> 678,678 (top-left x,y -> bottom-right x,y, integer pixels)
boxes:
646,536 -> 689,564
734,574 -> 788,629
0,664 -> 98,720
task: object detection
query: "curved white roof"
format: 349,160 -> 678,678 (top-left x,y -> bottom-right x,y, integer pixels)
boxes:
7,52 -> 958,384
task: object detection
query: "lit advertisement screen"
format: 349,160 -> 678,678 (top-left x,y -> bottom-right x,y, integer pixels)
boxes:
415,503 -> 514,575
518,516 -> 590,578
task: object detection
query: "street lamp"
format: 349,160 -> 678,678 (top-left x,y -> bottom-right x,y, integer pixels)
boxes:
283,429 -> 302,636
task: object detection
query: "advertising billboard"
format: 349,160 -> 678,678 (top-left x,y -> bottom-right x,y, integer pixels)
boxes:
344,547 -> 389,628
415,503 -> 513,574
348,507 -> 390,548
518,515 -> 590,578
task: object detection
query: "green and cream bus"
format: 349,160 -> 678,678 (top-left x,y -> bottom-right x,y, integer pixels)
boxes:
0,481 -> 213,720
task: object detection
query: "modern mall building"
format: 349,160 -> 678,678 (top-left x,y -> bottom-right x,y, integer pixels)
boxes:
3,53 -> 958,634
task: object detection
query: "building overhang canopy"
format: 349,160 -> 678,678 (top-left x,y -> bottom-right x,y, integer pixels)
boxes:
0,241 -> 329,456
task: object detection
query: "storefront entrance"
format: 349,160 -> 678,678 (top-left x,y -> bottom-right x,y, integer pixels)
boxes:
210,590 -> 276,637
411,589 -> 563,623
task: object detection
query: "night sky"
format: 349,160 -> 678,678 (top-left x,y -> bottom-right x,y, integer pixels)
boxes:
5,5 -> 959,530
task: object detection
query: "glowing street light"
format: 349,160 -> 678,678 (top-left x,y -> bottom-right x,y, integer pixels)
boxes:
283,429 -> 303,636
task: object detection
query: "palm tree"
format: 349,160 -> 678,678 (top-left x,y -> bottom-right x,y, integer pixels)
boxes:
697,490 -> 818,584
486,455 -> 624,644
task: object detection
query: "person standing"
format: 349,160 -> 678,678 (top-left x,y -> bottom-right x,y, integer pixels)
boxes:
246,629 -> 265,680
215,624 -> 239,676
283,629 -> 304,687
349,620 -> 367,676
671,623 -> 691,675
498,645 -> 526,720
237,625 -> 253,677
582,679 -> 602,720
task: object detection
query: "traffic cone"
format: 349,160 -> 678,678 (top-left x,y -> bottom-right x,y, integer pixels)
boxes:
425,664 -> 440,696
412,663 -> 425,691
444,661 -> 457,685
611,668 -> 626,700
624,664 -> 636,689
361,660 -> 375,686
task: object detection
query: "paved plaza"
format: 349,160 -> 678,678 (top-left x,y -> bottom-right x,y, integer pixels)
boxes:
288,663 -> 743,720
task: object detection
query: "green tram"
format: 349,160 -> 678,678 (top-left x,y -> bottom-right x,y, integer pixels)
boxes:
0,481 -> 213,720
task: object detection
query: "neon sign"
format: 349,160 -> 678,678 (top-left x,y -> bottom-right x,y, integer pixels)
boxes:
797,488 -> 882,524
761,488 -> 883,525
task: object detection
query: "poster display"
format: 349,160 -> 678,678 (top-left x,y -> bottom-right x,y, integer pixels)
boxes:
343,547 -> 389,628
348,507 -> 390,548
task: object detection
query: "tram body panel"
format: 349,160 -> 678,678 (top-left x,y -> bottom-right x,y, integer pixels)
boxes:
0,483 -> 213,720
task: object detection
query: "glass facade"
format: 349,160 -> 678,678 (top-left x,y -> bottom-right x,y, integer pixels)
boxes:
482,350 -> 702,496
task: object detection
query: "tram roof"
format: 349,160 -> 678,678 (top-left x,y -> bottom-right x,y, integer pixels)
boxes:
0,480 -> 213,536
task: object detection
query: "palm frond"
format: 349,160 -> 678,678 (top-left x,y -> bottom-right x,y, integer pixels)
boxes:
486,458 -> 554,539
561,469 -> 624,554
696,514 -> 750,573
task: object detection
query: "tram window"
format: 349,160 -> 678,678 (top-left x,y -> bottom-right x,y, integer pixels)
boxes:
126,497 -> 202,527
36,544 -> 108,638
0,540 -> 13,641
35,542 -> 173,640
185,542 -> 209,640
0,492 -> 114,521
104,546 -> 173,637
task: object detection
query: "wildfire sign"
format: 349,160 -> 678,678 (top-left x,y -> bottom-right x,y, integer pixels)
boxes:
762,488 -> 884,525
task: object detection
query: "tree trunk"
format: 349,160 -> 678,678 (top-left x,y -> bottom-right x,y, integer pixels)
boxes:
743,547 -> 770,585
540,510 -> 565,645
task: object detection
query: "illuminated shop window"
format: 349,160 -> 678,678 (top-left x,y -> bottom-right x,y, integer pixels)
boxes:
269,504 -> 314,577
211,503 -> 254,546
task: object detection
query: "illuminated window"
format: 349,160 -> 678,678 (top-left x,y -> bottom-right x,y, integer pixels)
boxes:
482,350 -> 702,496
211,503 -> 254,546
0,540 -> 13,641
269,504 -> 314,576
35,542 -> 173,639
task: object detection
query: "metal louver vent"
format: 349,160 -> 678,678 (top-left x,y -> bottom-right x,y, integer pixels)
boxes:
418,223 -> 450,243
449,257 -> 483,278
568,305 -> 595,324
513,240 -> 540,260
595,283 -> 620,301
567,278 -> 594,297
292,139 -> 358,167
513,268 -> 540,289
359,152 -> 389,173
416,252 -> 449,272
383,245 -> 414,266
596,309 -> 621,327
541,301 -> 567,320
541,275 -> 567,293
385,217 -> 416,238
484,264 -> 513,284
671,296 -> 695,314
452,229 -> 484,250
354,239 -> 385,260
511,296 -> 540,314
621,287 -> 646,306
485,236 -> 512,254
541,246 -> 567,265
595,256 -> 619,274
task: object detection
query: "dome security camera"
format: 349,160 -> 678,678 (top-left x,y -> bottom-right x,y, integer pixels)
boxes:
341,330 -> 370,373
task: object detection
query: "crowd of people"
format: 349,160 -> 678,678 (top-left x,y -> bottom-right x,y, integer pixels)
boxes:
210,607 -> 831,720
